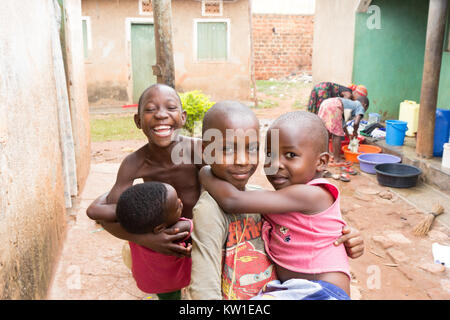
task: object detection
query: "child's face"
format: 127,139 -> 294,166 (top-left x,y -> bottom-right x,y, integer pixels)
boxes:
264,124 -> 326,190
203,117 -> 260,191
164,184 -> 183,227
134,86 -> 186,148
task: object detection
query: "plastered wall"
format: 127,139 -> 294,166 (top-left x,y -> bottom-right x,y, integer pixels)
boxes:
82,0 -> 253,104
0,1 -> 67,299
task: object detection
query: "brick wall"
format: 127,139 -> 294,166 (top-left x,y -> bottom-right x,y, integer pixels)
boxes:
252,14 -> 314,80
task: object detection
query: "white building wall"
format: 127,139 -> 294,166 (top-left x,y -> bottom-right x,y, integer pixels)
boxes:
251,0 -> 315,15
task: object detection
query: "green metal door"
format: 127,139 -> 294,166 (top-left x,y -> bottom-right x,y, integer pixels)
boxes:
131,23 -> 156,103
197,22 -> 228,61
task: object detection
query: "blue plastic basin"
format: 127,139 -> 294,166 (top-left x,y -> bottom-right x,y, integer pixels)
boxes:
357,153 -> 402,174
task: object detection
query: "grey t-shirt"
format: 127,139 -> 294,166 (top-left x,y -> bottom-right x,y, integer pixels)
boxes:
340,98 -> 365,117
187,185 -> 277,300
340,98 -> 365,127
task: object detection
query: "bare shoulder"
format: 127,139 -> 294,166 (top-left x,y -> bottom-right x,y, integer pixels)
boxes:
117,144 -> 148,179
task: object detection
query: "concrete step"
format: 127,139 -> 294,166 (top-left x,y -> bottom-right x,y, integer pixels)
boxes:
361,136 -> 450,230
364,136 -> 450,198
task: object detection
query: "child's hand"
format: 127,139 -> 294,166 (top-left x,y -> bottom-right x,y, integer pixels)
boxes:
136,229 -> 191,258
169,220 -> 192,236
334,226 -> 364,259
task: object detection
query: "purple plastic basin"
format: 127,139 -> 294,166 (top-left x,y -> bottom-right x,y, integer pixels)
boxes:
357,153 -> 401,174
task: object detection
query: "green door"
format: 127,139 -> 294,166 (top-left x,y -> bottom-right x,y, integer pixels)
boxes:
131,23 -> 156,103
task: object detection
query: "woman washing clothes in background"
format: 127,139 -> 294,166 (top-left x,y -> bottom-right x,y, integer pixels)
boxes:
308,82 -> 369,182
307,82 -> 368,114
317,95 -> 370,181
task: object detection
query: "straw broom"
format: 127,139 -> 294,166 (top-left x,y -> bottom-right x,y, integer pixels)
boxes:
413,204 -> 445,236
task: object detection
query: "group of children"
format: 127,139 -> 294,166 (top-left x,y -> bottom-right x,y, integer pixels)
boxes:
86,84 -> 365,300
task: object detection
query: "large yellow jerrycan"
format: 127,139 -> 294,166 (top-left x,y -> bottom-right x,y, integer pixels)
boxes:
399,100 -> 420,137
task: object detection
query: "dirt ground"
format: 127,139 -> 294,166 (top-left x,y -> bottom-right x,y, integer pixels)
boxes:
48,84 -> 450,300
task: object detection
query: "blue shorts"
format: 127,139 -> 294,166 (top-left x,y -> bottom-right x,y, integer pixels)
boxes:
251,279 -> 350,300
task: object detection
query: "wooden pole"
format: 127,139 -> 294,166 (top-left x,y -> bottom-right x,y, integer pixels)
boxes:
416,0 -> 448,158
248,0 -> 258,107
152,0 -> 176,88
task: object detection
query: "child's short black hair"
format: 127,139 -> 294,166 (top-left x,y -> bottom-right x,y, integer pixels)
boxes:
356,96 -> 369,109
116,182 -> 168,234
271,111 -> 329,154
137,83 -> 182,115
202,100 -> 258,134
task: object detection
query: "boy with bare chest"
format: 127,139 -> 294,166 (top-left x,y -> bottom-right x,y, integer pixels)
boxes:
87,83 -> 201,257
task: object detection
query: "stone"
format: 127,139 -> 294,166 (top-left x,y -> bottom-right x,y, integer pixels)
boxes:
385,232 -> 412,245
419,263 -> 446,274
379,191 -> 393,200
358,187 -> 380,195
387,248 -> 409,264
372,235 -> 394,249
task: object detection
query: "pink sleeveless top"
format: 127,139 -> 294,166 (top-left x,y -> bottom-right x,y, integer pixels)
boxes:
261,178 -> 350,278
128,218 -> 193,294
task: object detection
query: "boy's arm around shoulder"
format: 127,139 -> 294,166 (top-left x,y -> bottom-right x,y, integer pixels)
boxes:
86,192 -> 117,222
199,166 -> 331,215
86,152 -> 192,257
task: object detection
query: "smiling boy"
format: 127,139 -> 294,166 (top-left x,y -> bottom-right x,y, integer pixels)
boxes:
189,101 -> 277,300
86,84 -> 202,257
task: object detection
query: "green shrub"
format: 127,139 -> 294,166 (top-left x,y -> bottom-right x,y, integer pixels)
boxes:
179,90 -> 214,136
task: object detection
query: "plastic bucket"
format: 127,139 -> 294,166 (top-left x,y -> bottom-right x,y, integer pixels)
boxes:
386,120 -> 408,146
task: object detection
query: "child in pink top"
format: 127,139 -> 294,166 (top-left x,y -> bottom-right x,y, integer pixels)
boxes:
116,182 -> 192,300
200,111 -> 352,299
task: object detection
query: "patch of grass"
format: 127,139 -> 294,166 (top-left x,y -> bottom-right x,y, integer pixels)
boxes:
292,99 -> 307,110
90,115 -> 146,142
256,80 -> 311,98
253,99 -> 279,109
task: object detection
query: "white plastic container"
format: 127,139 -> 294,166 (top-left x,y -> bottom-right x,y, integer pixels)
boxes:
399,100 -> 420,137
442,143 -> 450,169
